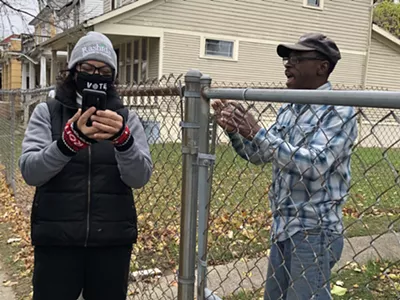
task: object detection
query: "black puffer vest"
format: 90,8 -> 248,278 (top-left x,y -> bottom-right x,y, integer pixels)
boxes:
31,91 -> 137,247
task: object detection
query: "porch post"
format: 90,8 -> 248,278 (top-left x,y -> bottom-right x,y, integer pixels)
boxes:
40,56 -> 47,87
67,43 -> 73,63
50,50 -> 58,85
21,63 -> 28,90
28,62 -> 36,89
25,62 -> 36,127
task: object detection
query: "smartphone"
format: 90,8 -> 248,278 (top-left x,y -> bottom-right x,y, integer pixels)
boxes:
81,89 -> 107,126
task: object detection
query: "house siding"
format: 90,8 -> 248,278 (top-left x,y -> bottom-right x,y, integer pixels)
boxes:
148,37 -> 159,79
85,0 -> 104,20
366,32 -> 400,90
122,0 -> 134,6
162,32 -> 364,86
113,0 -> 371,85
104,0 -> 111,13
118,0 -> 371,52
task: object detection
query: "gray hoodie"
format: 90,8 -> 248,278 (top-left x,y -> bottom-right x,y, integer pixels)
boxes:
19,102 -> 153,189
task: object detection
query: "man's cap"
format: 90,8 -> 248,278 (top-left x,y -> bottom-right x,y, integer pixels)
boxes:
68,31 -> 118,78
277,33 -> 341,64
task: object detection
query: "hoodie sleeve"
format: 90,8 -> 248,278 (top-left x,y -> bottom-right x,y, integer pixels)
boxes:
18,103 -> 73,187
114,110 -> 153,189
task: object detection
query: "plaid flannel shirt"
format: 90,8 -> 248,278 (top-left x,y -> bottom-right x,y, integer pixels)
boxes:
227,82 -> 358,241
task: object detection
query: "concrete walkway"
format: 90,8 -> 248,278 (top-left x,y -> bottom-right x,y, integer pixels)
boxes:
0,260 -> 16,300
127,232 -> 400,299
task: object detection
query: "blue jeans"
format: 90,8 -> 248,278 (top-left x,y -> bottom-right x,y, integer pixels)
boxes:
264,228 -> 344,300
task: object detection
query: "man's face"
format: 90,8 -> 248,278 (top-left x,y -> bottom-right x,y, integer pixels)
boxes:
283,51 -> 329,89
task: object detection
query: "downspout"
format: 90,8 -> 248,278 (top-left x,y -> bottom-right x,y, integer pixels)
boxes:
362,0 -> 374,90
358,0 -> 375,144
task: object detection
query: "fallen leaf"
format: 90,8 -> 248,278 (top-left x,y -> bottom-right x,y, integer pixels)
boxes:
7,237 -> 21,244
331,285 -> 348,296
388,273 -> 400,280
335,280 -> 344,287
3,280 -> 17,287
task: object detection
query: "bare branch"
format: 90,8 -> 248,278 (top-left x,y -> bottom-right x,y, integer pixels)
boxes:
0,0 -> 37,20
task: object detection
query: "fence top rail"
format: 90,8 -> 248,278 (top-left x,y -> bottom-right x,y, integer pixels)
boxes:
0,86 -> 55,95
203,87 -> 400,109
118,86 -> 181,97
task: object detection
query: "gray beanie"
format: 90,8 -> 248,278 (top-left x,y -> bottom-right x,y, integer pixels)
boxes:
68,31 -> 117,76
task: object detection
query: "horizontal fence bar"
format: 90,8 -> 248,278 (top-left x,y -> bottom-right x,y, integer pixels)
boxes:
0,87 -> 55,95
0,86 -> 181,97
203,88 -> 400,109
118,86 -> 181,97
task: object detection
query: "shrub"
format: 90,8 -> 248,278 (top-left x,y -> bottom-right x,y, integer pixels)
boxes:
373,0 -> 400,39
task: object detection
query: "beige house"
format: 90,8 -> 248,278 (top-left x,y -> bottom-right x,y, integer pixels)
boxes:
23,0 -> 400,90
367,24 -> 400,90
0,34 -> 23,90
20,0 -> 104,89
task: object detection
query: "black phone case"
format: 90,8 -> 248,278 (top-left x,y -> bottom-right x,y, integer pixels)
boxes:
82,89 -> 107,127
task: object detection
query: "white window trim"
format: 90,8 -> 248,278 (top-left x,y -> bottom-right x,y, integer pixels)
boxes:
199,36 -> 239,61
303,0 -> 324,10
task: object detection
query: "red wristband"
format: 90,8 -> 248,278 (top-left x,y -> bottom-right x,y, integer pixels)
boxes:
113,125 -> 131,146
62,122 -> 89,152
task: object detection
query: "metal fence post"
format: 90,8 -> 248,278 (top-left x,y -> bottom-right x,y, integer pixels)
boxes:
197,75 -> 220,300
178,69 -> 202,300
9,92 -> 16,193
23,91 -> 30,128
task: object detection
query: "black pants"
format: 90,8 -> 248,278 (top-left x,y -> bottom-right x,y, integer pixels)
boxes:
32,245 -> 132,300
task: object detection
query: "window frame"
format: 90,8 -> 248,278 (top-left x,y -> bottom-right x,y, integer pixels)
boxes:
111,0 -> 122,10
200,36 -> 239,61
303,0 -> 324,10
119,37 -> 150,84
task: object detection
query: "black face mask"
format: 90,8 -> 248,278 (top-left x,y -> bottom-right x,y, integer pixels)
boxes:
75,72 -> 113,95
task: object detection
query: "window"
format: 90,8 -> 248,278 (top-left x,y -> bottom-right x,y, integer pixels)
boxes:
112,0 -> 122,10
303,0 -> 323,9
205,39 -> 233,58
115,48 -> 120,74
126,42 -> 132,83
141,38 -> 148,81
200,37 -> 238,61
133,40 -> 139,83
307,0 -> 319,6
126,65 -> 131,83
120,38 -> 149,84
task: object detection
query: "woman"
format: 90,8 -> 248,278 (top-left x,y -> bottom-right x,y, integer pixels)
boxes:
19,31 -> 153,300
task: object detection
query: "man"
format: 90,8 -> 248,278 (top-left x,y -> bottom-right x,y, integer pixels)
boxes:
212,33 -> 358,300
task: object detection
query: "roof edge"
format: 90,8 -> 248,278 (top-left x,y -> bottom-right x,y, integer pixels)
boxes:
85,0 -> 154,26
372,24 -> 400,48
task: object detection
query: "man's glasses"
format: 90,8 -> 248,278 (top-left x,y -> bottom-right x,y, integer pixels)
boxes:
282,56 -> 326,66
77,63 -> 113,77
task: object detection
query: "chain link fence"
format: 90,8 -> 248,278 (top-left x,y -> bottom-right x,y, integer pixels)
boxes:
0,71 -> 400,300
194,73 -> 400,300
0,75 -> 185,299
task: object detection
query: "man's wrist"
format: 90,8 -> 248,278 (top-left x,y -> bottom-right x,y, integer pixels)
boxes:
245,124 -> 262,141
